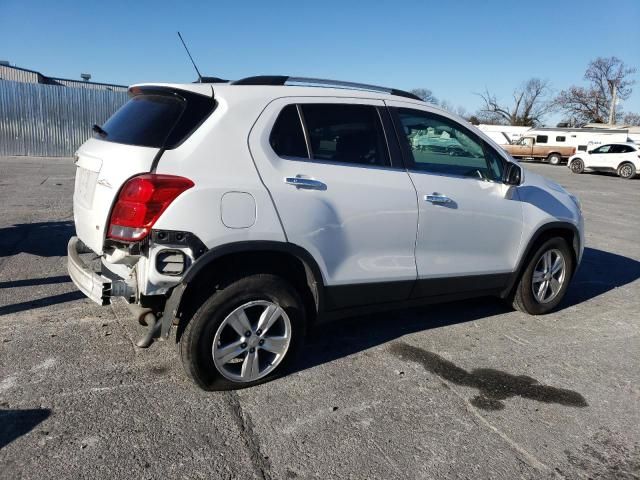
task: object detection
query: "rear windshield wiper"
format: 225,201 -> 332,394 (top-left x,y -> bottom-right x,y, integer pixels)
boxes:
92,124 -> 108,137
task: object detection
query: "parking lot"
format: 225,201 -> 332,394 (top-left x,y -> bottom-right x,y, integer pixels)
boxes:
0,155 -> 638,479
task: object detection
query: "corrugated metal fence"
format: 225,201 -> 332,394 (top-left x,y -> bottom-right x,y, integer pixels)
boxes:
0,80 -> 128,157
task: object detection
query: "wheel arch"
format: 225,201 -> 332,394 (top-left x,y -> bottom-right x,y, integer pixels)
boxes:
162,241 -> 325,341
546,152 -> 563,164
617,160 -> 636,170
502,221 -> 580,298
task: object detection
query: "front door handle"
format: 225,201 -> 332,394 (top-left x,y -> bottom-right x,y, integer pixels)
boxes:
425,193 -> 453,204
285,176 -> 326,190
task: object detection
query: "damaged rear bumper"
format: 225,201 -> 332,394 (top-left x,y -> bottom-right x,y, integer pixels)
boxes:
67,236 -> 134,305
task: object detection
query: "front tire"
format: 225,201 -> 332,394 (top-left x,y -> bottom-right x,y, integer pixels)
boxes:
617,162 -> 636,179
547,153 -> 562,166
569,158 -> 584,174
179,274 -> 306,390
512,238 -> 574,315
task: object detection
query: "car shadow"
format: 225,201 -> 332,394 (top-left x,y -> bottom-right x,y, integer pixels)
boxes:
0,409 -> 51,450
564,247 -> 640,307
0,275 -> 71,289
0,221 -> 75,258
295,246 -> 638,404
0,291 -> 85,317
583,171 -> 639,180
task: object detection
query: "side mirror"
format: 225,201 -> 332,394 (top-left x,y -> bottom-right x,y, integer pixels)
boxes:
587,151 -> 592,154
504,162 -> 523,186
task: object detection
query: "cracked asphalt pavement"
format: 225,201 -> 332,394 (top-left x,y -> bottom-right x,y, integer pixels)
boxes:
1,156 -> 639,479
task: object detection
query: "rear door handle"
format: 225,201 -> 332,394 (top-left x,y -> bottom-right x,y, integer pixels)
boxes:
285,176 -> 326,190
425,193 -> 452,204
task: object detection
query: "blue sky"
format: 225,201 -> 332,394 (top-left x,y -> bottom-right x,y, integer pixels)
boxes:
2,0 -> 639,123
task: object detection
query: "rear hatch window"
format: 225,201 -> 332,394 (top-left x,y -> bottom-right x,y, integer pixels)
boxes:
97,88 -> 215,149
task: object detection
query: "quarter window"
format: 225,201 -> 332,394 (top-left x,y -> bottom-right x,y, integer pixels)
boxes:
556,136 -> 566,142
395,108 -> 504,181
536,135 -> 548,143
269,105 -> 308,158
614,145 -> 635,153
300,104 -> 390,167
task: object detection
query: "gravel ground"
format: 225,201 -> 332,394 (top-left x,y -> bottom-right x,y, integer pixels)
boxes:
0,156 -> 638,479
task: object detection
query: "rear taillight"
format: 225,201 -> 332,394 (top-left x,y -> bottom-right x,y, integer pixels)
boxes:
107,174 -> 194,242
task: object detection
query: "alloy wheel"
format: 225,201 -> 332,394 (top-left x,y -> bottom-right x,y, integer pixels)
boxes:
570,160 -> 583,173
531,249 -> 566,304
619,164 -> 633,178
212,300 -> 292,383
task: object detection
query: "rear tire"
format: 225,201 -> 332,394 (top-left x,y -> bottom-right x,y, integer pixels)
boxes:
512,237 -> 574,315
179,274 -> 306,390
617,162 -> 636,179
547,153 -> 562,166
569,158 -> 584,174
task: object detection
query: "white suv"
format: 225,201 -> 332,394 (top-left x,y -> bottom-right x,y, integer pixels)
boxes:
568,142 -> 639,179
68,76 -> 584,390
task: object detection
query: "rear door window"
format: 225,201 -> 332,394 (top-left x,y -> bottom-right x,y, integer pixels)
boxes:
98,89 -> 214,149
300,104 -> 390,167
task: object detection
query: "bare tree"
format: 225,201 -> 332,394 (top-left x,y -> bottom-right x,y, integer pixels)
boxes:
554,56 -> 636,124
477,78 -> 553,126
438,99 -> 454,112
622,112 -> 640,126
455,105 -> 468,118
472,110 -> 509,125
432,99 -> 469,119
410,88 -> 438,104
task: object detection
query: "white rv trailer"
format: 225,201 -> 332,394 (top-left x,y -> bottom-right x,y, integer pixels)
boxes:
478,124 -> 632,149
477,124 -> 531,145
583,123 -> 640,144
530,127 -> 630,152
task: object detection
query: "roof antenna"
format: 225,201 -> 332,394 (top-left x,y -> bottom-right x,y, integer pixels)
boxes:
177,31 -> 203,83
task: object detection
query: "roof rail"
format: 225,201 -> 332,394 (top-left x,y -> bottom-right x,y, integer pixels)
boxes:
231,75 -> 423,101
195,76 -> 229,84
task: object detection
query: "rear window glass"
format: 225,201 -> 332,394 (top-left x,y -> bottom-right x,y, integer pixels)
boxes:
98,90 -> 214,149
270,105 -> 308,158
